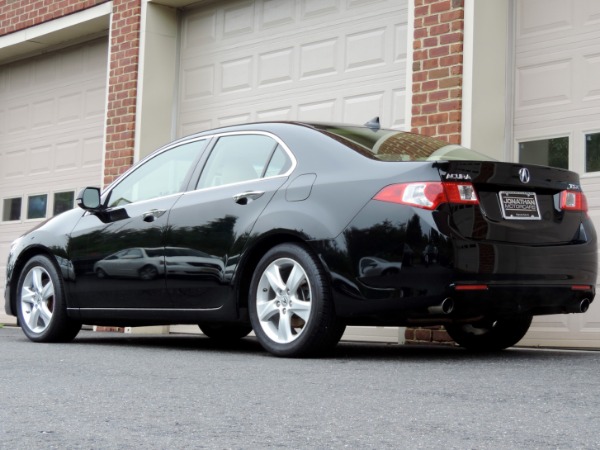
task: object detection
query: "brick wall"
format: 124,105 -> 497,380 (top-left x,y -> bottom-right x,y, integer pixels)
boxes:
0,0 -> 108,35
104,0 -> 141,187
407,0 -> 465,345
411,0 -> 464,144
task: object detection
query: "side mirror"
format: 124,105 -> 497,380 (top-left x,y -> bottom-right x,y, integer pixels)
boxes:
76,187 -> 102,211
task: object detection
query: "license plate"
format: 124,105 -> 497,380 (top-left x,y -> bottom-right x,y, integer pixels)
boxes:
499,191 -> 541,220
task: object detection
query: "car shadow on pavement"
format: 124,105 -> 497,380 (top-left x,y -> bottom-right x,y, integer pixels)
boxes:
66,329 -> 600,362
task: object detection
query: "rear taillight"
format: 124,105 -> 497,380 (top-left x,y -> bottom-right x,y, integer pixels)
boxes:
374,182 -> 479,210
560,190 -> 588,212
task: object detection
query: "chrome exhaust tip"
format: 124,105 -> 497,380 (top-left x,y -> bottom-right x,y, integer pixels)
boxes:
428,297 -> 455,315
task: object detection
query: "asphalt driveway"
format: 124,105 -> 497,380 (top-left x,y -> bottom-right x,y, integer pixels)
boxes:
1,326 -> 599,449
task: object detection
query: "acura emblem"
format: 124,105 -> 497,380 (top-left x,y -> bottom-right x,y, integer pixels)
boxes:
519,168 -> 530,184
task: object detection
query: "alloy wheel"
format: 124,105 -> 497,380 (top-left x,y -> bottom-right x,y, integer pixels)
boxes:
255,257 -> 312,344
20,266 -> 55,334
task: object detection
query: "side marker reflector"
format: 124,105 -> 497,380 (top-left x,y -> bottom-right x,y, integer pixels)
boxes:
454,284 -> 488,291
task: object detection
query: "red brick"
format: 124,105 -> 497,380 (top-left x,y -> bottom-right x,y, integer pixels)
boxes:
432,329 -> 454,343
440,54 -> 462,67
429,90 -> 449,101
439,76 -> 462,88
449,111 -> 461,122
420,125 -> 437,136
429,45 -> 449,58
412,93 -> 428,104
439,99 -> 461,111
451,19 -> 464,31
447,133 -> 462,144
422,103 -> 438,114
430,1 -> 451,14
423,14 -> 439,26
430,23 -> 450,36
415,328 -> 432,341
428,112 -> 449,124
412,115 -> 428,126
415,5 -> 429,16
413,71 -> 427,82
423,37 -> 438,48
414,27 -> 428,39
438,122 -> 461,134
428,67 -> 449,79
440,10 -> 463,23
422,80 -> 439,91
440,31 -> 463,45
423,58 -> 439,70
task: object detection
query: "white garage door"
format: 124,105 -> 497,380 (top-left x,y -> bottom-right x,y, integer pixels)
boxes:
178,0 -> 408,135
0,39 -> 108,323
513,0 -> 600,348
172,0 -> 408,342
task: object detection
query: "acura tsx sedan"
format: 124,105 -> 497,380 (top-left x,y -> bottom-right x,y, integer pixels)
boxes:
4,121 -> 597,357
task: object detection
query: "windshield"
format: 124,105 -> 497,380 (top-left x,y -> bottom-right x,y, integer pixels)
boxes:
312,125 -> 496,162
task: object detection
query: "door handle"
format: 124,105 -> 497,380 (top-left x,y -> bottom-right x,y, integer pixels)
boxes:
142,209 -> 166,222
233,191 -> 265,205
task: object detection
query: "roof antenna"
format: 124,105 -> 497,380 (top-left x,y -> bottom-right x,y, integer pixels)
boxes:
364,116 -> 380,131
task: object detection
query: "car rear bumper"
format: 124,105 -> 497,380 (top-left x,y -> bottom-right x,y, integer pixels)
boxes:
316,210 -> 597,325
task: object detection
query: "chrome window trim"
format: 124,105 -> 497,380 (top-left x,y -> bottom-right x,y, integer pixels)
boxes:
190,130 -> 297,193
101,136 -> 211,205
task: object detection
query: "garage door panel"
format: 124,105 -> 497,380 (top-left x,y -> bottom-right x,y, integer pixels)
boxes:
180,75 -> 405,133
515,0 -> 600,347
0,39 -> 108,322
179,0 -> 407,135
583,52 -> 600,100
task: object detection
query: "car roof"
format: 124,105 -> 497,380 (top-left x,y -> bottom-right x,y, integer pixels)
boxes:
166,121 -> 375,146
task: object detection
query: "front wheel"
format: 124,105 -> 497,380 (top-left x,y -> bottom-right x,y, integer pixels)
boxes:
445,315 -> 533,351
16,255 -> 81,343
249,243 -> 345,357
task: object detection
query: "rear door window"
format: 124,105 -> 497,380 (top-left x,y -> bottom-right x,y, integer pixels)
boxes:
197,134 -> 291,189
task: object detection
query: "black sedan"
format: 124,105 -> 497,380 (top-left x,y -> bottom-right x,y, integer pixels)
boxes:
4,121 -> 597,357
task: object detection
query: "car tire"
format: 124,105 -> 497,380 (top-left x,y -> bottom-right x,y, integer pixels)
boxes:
16,255 -> 82,343
445,315 -> 533,351
139,265 -> 158,280
198,323 -> 253,341
249,243 -> 345,357
96,268 -> 107,279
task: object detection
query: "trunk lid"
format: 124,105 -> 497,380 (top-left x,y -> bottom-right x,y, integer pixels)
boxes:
437,161 -> 585,245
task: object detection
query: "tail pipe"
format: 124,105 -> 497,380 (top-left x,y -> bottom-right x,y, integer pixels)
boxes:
428,297 -> 455,315
567,298 -> 591,313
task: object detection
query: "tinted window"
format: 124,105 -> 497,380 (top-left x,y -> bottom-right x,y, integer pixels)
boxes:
313,125 -> 495,162
264,145 -> 292,177
53,191 -> 74,216
197,135 -> 283,189
107,139 -> 206,207
585,132 -> 600,173
2,197 -> 22,221
519,137 -> 568,169
27,194 -> 47,219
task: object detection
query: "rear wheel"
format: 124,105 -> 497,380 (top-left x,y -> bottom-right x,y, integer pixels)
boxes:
249,243 -> 345,357
445,315 -> 533,351
198,323 -> 252,341
17,255 -> 81,343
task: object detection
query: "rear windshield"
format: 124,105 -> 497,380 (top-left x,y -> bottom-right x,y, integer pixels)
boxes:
313,125 -> 496,162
